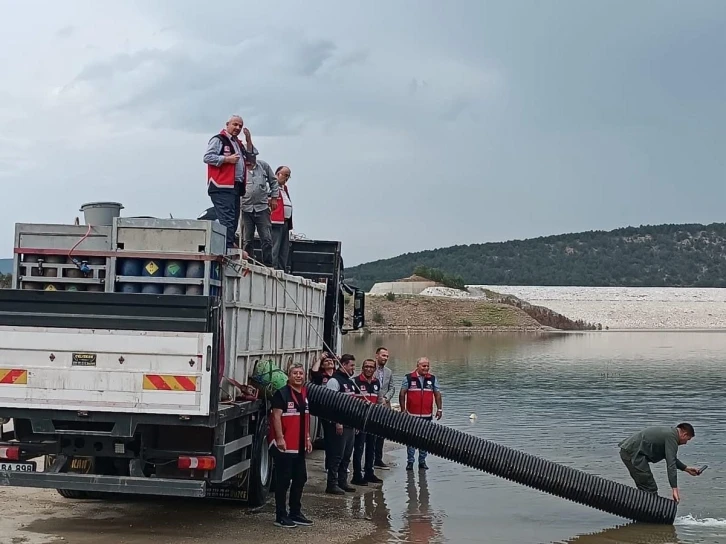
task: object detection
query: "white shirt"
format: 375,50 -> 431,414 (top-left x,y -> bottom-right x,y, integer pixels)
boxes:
281,187 -> 293,219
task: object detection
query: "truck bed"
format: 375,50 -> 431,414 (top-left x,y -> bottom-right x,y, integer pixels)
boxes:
0,290 -> 218,417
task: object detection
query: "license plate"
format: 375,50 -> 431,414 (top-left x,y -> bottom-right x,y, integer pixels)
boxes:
0,461 -> 36,472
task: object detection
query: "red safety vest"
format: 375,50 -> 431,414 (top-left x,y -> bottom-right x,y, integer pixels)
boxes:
403,370 -> 437,417
353,374 -> 381,403
207,131 -> 245,190
270,185 -> 292,228
268,385 -> 310,454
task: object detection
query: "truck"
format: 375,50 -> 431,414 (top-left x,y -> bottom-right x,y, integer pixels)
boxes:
0,203 -> 365,505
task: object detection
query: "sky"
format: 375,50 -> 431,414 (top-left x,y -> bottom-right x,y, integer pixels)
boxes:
1,1 -> 725,267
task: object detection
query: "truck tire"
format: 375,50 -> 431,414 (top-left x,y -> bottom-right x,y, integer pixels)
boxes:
246,412 -> 273,507
57,489 -> 91,500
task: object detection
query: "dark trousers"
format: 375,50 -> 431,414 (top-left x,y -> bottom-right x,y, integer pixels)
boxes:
209,191 -> 240,249
353,430 -> 376,478
374,435 -> 385,465
271,222 -> 291,271
242,209 -> 273,265
325,422 -> 355,487
272,449 -> 307,519
620,449 -> 658,493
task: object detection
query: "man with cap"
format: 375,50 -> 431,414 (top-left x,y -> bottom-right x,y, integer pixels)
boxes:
240,154 -> 279,266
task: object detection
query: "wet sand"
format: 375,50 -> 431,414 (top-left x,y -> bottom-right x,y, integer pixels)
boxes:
0,448 -> 392,544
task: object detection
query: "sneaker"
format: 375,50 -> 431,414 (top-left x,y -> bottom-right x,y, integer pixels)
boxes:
338,482 -> 356,492
325,485 -> 345,495
289,513 -> 313,526
374,461 -> 390,470
274,517 -> 297,528
419,462 -> 429,470
406,462 -> 414,471
350,476 -> 368,486
365,473 -> 383,484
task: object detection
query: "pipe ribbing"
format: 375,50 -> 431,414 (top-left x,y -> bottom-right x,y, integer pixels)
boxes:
306,383 -> 677,525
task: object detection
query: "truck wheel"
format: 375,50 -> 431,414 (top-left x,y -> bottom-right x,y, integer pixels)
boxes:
57,489 -> 91,499
246,413 -> 273,507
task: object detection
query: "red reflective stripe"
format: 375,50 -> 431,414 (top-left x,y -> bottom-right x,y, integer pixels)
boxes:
147,375 -> 171,390
175,376 -> 196,392
0,370 -> 24,384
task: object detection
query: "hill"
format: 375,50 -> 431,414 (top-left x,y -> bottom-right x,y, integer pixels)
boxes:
344,223 -> 726,292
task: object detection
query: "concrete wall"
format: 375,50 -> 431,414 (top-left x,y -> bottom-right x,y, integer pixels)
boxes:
369,281 -> 437,295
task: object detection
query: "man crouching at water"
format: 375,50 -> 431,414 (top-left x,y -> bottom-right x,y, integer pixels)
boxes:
619,422 -> 702,503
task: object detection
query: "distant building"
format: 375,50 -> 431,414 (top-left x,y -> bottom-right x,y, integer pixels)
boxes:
368,275 -> 438,295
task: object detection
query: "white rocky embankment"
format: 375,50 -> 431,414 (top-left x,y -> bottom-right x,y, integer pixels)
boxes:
418,285 -> 726,330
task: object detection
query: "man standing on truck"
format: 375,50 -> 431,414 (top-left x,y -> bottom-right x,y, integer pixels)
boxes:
351,359 -> 384,486
240,154 -> 279,266
325,353 -> 358,494
269,363 -> 314,528
203,115 -> 258,253
399,357 -> 443,471
618,422 -> 702,503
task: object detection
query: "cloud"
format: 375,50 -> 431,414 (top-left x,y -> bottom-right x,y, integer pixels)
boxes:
0,1 -> 725,269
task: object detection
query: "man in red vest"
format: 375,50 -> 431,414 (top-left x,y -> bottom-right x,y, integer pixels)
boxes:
269,363 -> 313,529
399,357 -> 443,471
351,359 -> 384,486
203,115 -> 257,253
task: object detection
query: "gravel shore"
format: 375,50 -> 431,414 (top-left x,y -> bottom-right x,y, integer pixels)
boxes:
0,449 -> 386,544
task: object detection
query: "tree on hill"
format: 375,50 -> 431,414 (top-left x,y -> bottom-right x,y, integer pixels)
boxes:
413,265 -> 466,290
344,222 -> 726,291
0,274 -> 11,289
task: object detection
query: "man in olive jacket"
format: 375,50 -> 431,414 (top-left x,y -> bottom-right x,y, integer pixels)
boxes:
619,422 -> 702,503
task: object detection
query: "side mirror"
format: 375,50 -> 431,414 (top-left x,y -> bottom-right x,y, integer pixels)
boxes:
352,288 -> 365,330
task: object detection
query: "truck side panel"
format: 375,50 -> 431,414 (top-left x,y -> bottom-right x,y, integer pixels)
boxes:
0,327 -> 214,416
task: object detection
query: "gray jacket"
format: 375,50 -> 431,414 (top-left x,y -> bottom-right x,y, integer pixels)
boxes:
619,426 -> 686,488
203,133 -> 258,187
376,365 -> 395,404
240,159 -> 279,213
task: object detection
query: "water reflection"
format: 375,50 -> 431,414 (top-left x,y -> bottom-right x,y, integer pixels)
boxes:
399,470 -> 445,543
559,523 -> 680,544
344,331 -> 726,544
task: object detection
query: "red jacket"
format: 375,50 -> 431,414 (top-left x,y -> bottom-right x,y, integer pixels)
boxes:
403,370 -> 437,417
268,385 -> 310,454
270,185 -> 293,229
207,131 -> 245,191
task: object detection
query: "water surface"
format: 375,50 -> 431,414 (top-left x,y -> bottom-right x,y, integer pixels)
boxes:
344,331 -> 726,543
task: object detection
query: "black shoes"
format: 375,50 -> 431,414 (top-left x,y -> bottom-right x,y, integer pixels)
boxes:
374,461 -> 390,470
289,513 -> 313,526
274,517 -> 297,528
351,476 -> 368,486
275,513 -> 314,528
365,473 -> 383,483
325,485 -> 345,495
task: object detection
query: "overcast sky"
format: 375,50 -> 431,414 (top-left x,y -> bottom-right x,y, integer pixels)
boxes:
1,1 -> 725,266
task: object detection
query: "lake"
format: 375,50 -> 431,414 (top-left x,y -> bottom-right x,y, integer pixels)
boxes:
344,331 -> 726,544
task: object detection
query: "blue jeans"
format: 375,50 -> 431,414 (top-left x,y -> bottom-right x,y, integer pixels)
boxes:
407,416 -> 432,464
209,191 -> 239,249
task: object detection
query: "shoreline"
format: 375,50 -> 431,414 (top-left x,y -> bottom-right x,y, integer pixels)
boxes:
0,447 -> 393,544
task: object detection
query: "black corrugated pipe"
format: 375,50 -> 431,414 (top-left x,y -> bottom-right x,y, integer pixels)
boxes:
306,383 -> 678,525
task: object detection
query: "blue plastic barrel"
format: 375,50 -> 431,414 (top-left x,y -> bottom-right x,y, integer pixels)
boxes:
186,285 -> 203,295
119,283 -> 141,293
118,259 -> 142,276
141,284 -> 162,294
186,261 -> 204,279
141,260 -> 163,277
164,260 -> 186,278
163,284 -> 184,295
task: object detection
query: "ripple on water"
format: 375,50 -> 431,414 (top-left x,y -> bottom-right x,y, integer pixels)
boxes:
346,331 -> 726,544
